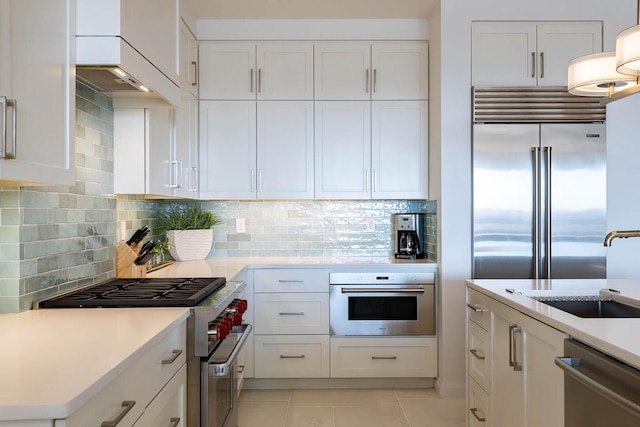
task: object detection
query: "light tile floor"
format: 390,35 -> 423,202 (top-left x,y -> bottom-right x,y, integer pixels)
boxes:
238,388 -> 466,427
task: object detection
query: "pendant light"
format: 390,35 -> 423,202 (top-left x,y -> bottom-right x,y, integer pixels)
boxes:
616,0 -> 640,76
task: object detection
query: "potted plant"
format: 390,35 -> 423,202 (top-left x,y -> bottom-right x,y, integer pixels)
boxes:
154,204 -> 223,261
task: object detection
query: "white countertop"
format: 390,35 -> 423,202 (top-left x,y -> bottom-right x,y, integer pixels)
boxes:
467,278 -> 640,370
147,256 -> 438,281
0,307 -> 190,421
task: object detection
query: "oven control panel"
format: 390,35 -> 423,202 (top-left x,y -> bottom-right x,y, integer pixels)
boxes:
329,272 -> 435,285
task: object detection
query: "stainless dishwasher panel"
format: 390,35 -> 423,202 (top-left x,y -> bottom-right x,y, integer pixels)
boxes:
555,338 -> 640,427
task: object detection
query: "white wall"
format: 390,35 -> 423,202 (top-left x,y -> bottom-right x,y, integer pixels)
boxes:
432,0 -> 638,397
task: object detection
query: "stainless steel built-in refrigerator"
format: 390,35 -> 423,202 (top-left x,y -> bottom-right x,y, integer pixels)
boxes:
472,87 -> 607,279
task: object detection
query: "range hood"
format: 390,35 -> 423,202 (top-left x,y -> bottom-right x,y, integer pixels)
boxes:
76,36 -> 181,107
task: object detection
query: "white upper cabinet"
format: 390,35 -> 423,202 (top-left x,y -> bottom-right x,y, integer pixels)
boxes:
174,90 -> 199,198
315,42 -> 429,100
199,42 -> 314,100
472,22 -> 602,87
179,20 -> 199,97
0,0 -> 75,186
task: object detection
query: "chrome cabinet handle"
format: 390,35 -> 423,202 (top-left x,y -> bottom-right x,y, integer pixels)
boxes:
170,417 -> 181,427
258,69 -> 262,93
470,408 -> 486,422
258,169 -> 263,192
191,61 -> 198,86
469,349 -> 485,360
278,279 -> 304,283
373,68 -> 377,92
238,365 -> 245,374
365,169 -> 370,193
539,52 -> 544,78
251,169 -> 255,193
531,52 -> 536,78
544,146 -> 552,278
176,161 -> 184,188
371,356 -> 397,360
509,324 -> 522,371
189,167 -> 198,191
373,169 -> 378,192
0,96 -> 16,159
101,400 -> 135,427
250,68 -> 254,93
532,147 -> 540,279
161,349 -> 183,365
554,357 -> 640,418
467,303 -> 483,313
279,312 -> 305,316
365,69 -> 370,93
280,354 -> 305,359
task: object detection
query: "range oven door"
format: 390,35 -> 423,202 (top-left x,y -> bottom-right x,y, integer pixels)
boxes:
329,283 -> 435,336
201,324 -> 252,427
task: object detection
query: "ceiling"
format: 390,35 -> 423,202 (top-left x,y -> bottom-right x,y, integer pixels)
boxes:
192,0 -> 439,19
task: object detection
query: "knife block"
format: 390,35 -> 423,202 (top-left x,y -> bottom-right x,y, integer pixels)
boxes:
116,243 -> 147,278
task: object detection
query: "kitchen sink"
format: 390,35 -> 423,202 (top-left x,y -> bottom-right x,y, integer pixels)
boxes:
534,298 -> 640,318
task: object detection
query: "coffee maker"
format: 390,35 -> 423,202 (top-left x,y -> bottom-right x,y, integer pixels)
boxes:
394,213 -> 426,259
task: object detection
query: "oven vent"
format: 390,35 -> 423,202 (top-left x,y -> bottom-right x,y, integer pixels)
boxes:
473,87 -> 606,123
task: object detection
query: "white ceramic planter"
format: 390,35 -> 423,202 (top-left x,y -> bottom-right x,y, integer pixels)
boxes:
167,229 -> 213,261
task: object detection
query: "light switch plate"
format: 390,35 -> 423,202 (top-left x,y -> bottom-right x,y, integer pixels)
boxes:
236,218 -> 246,233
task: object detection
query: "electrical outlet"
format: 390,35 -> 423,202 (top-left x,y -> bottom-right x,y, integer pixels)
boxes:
119,221 -> 127,241
236,218 -> 246,233
365,218 -> 375,232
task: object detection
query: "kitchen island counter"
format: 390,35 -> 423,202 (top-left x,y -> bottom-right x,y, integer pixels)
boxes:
0,307 -> 190,421
467,278 -> 640,370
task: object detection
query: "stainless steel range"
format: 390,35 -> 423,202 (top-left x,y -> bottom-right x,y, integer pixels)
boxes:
37,277 -> 252,427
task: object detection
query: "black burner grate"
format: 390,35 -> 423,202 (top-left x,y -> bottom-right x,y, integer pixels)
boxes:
38,277 -> 226,308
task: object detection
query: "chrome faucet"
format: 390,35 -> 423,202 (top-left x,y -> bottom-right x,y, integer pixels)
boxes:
603,230 -> 640,246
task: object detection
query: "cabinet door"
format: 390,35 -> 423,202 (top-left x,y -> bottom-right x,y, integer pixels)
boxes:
314,43 -> 371,100
256,43 -> 314,100
536,22 -> 602,87
492,312 -> 525,427
174,91 -> 199,199
371,101 -> 428,199
472,22 -> 537,87
199,43 -> 256,100
146,108 -> 176,197
199,100 -> 257,199
314,101 -> 371,199
179,21 -> 198,97
257,101 -> 314,199
371,43 -> 429,100
0,0 -> 75,186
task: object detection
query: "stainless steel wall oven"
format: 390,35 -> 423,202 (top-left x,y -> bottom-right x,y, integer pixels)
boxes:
329,272 -> 436,336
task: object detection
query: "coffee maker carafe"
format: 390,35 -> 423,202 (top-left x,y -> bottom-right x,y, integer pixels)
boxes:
394,213 -> 426,259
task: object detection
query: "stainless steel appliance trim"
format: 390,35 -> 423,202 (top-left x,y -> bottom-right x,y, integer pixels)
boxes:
532,147 -> 540,279
473,87 -> 606,123
340,287 -> 425,294
208,324 -> 253,377
555,357 -> 640,418
544,146 -> 552,278
101,400 -> 135,427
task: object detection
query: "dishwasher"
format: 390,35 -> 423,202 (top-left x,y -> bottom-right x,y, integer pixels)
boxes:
555,338 -> 640,426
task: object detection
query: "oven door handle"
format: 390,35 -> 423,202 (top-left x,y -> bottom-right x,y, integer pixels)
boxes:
554,357 -> 640,418
208,324 -> 253,377
340,287 -> 425,294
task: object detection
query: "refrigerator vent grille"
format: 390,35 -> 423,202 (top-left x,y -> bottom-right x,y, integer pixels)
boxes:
473,87 -> 606,123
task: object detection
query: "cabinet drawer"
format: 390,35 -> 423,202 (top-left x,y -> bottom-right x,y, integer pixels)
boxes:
468,321 -> 491,391
468,377 -> 491,427
254,269 -> 329,292
330,337 -> 437,378
467,288 -> 491,330
134,365 -> 186,427
146,321 -> 187,398
254,335 -> 330,378
254,293 -> 329,334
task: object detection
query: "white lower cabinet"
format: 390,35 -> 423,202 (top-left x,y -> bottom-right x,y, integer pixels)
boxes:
55,321 -> 187,427
330,337 -> 437,378
466,287 -> 565,427
254,335 -> 330,378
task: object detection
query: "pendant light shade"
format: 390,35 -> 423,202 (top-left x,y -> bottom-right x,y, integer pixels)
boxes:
616,25 -> 640,75
568,51 -> 638,96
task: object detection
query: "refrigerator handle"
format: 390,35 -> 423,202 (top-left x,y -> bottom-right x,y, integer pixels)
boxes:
544,146 -> 552,279
532,147 -> 540,279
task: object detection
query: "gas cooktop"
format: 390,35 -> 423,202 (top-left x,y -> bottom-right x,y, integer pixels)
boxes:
38,277 -> 227,308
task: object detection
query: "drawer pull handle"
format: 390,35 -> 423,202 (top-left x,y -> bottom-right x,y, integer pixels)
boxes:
162,349 -> 183,365
467,303 -> 483,312
371,356 -> 397,360
470,408 -> 486,422
279,312 -> 305,316
101,400 -> 135,427
469,349 -> 485,360
170,417 -> 181,427
278,280 -> 304,283
238,365 -> 245,374
280,354 -> 305,359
